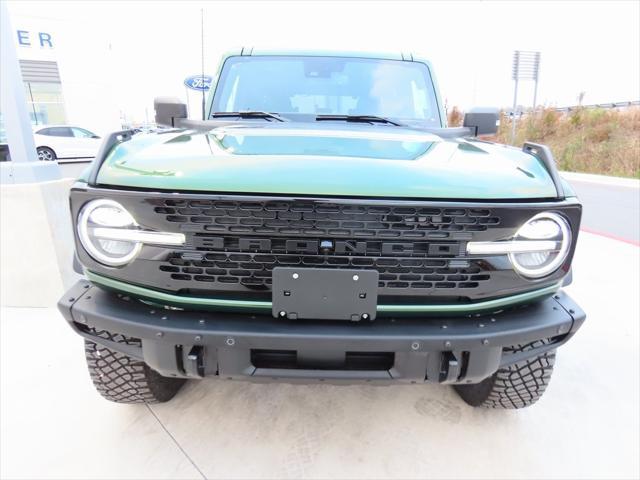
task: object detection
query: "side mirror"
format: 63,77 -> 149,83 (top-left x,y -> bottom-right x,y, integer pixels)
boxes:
463,107 -> 500,136
154,97 -> 188,127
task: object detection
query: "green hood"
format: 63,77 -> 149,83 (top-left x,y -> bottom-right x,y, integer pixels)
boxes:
96,124 -> 558,199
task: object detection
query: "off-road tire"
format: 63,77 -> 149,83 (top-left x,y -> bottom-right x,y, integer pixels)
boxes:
37,147 -> 56,161
454,340 -> 556,409
84,329 -> 186,404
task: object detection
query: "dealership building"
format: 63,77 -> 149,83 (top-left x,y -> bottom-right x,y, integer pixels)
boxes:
7,14 -> 122,135
3,8 -> 216,145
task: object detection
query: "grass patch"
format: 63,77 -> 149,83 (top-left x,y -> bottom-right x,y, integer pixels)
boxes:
449,107 -> 640,178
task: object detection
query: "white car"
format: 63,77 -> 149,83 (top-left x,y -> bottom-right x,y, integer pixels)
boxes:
33,125 -> 102,162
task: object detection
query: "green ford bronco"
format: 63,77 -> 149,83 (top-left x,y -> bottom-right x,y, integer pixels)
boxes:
58,50 -> 585,409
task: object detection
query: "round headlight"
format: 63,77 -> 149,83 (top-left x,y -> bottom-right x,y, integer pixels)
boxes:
77,199 -> 141,266
509,212 -> 571,278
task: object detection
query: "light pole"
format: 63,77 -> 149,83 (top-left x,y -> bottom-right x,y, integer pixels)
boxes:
511,50 -> 541,144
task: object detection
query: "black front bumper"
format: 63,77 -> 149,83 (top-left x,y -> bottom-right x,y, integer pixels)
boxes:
58,281 -> 585,385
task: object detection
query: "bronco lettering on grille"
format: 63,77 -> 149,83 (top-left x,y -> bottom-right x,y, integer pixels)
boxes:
335,240 -> 367,254
193,236 -> 460,257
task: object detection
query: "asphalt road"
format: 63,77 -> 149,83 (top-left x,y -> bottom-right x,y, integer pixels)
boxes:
566,179 -> 639,244
59,161 -> 640,245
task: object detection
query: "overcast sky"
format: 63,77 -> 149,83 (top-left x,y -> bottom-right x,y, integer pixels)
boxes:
8,0 -> 640,123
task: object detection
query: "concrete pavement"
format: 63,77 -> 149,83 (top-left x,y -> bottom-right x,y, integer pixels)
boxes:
1,231 -> 638,479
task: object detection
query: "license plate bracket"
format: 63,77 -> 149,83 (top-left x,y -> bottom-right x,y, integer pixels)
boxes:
272,268 -> 379,321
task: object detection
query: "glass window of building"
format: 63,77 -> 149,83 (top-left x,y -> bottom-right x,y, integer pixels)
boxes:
19,60 -> 67,125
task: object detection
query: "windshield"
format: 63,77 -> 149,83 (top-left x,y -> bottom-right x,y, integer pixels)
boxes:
211,56 -> 442,126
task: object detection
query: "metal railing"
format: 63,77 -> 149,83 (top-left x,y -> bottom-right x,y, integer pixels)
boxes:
504,100 -> 639,117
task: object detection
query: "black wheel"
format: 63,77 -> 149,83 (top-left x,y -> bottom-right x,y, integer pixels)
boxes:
37,147 -> 56,161
84,329 -> 186,404
454,340 -> 556,409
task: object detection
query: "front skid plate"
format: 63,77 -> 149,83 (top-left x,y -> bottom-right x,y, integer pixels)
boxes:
59,280 -> 585,385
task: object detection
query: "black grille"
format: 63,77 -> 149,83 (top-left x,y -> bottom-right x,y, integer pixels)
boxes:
149,199 -> 500,295
159,253 -> 490,293
150,199 -> 502,296
70,187 -> 582,304
154,199 -> 501,239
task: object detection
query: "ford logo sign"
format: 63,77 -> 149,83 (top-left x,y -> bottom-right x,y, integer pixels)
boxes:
184,75 -> 212,91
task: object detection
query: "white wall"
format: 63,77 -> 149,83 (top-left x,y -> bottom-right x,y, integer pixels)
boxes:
0,179 -> 80,307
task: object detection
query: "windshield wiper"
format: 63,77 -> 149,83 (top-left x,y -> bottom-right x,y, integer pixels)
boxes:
210,111 -> 285,122
315,114 -> 404,126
